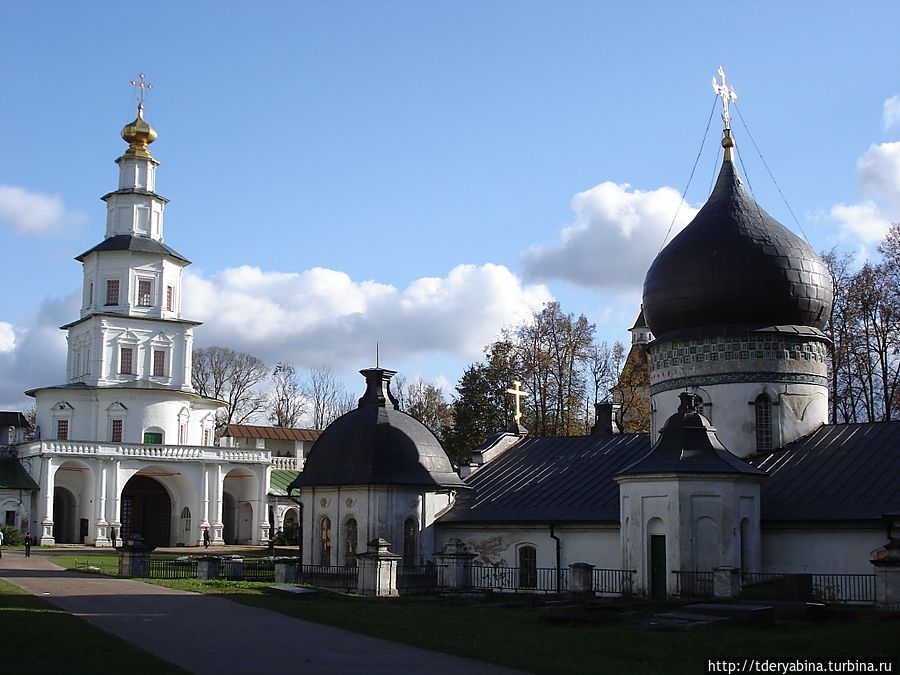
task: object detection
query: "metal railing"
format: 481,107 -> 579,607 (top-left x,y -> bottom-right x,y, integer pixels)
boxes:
592,568 -> 635,596
397,564 -> 444,593
471,566 -> 569,593
673,570 -> 714,598
298,564 -> 358,592
146,558 -> 198,579
220,558 -> 275,582
811,574 -> 875,604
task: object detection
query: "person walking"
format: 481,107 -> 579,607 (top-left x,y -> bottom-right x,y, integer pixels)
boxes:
24,530 -> 32,557
0,528 -> 4,558
203,527 -> 210,549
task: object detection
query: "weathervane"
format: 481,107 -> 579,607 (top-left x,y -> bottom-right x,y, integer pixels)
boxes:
505,381 -> 528,425
711,66 -> 737,131
130,72 -> 153,109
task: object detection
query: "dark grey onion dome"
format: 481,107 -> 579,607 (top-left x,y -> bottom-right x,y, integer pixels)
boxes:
290,368 -> 465,489
618,393 -> 765,477
642,159 -> 832,339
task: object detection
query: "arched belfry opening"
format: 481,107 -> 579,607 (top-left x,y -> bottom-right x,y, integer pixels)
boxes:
121,475 -> 172,547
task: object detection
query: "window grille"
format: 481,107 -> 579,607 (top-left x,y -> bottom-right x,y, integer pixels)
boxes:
106,279 -> 120,305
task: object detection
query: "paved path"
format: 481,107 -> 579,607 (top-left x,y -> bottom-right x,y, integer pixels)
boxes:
0,550 -> 520,674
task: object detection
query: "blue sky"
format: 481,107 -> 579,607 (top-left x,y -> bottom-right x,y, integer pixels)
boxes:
2,0 -> 899,412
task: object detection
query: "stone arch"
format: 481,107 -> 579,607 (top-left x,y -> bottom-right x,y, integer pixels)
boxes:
223,467 -> 258,545
647,517 -> 667,601
690,387 -> 713,421
121,474 -> 172,547
319,515 -> 332,565
402,516 -> 418,567
344,516 -> 358,566
53,458 -> 95,544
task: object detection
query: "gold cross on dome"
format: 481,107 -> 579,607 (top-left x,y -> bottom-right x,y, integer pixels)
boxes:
505,380 -> 528,424
711,65 -> 737,130
130,72 -> 153,106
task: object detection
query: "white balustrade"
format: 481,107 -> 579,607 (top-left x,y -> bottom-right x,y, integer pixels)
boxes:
271,456 -> 298,470
14,440 -> 270,464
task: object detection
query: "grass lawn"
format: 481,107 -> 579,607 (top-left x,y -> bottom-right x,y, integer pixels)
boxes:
146,579 -> 900,675
0,578 -> 189,674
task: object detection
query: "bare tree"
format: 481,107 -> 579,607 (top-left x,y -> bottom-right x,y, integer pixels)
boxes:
304,366 -> 354,429
268,362 -> 307,427
404,377 -> 452,435
192,346 -> 269,435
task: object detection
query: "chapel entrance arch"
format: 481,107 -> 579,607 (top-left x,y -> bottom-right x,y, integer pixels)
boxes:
53,486 -> 77,544
121,475 -> 172,547
222,467 -> 258,544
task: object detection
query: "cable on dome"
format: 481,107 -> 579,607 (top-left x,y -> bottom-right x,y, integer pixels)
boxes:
658,94 -> 719,253
734,101 -> 812,245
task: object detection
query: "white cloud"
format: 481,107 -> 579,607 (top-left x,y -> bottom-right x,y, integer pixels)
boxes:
0,185 -> 86,235
830,202 -> 891,244
0,323 -> 15,353
184,263 -> 552,369
521,181 -> 698,290
830,141 -> 900,245
883,96 -> 900,130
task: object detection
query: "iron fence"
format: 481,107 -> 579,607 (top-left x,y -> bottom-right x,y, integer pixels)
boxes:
299,564 -> 358,592
811,573 -> 875,604
146,558 -> 198,579
471,566 -> 568,593
673,570 -> 714,598
222,558 -> 275,582
398,564 -> 443,593
592,568 -> 635,595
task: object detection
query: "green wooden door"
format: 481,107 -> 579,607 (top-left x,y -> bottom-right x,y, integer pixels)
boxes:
650,535 -> 667,601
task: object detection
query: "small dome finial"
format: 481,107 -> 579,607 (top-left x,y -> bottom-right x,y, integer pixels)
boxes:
121,73 -> 157,160
712,66 -> 737,162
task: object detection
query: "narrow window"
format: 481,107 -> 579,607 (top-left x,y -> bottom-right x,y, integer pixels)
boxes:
202,428 -> 211,446
518,545 -> 537,589
4,511 -> 15,527
319,516 -> 332,566
345,517 -> 358,567
166,285 -> 174,311
120,347 -> 134,374
755,394 -> 772,451
181,507 -> 192,534
111,419 -> 123,443
152,350 -> 165,377
178,424 -> 186,444
402,517 -> 418,568
57,419 -> 69,440
89,282 -> 94,307
105,279 -> 120,305
138,279 -> 152,307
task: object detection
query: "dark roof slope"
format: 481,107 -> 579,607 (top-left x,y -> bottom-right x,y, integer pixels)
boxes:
751,421 -> 900,521
619,393 -> 765,477
0,412 -> 29,428
76,234 -> 190,264
290,368 -> 465,490
642,159 -> 832,339
224,424 -> 320,442
0,458 -> 39,490
440,433 -> 650,523
270,469 -> 300,496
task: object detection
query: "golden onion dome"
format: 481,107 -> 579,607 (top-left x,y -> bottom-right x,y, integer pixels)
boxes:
121,104 -> 157,159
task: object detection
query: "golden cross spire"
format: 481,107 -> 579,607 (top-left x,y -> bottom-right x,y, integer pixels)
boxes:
505,381 -> 528,424
711,66 -> 737,131
130,72 -> 153,110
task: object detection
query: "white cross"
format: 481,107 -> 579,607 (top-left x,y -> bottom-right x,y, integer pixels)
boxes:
711,65 -> 737,130
505,381 -> 528,424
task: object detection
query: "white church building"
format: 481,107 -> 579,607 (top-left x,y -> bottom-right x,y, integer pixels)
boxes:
14,96 -> 274,548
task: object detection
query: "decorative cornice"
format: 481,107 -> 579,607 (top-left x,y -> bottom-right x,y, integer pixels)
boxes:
650,371 -> 828,396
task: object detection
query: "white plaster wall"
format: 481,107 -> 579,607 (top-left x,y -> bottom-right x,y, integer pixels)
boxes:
651,382 -> 828,458
436,523 -> 621,569
0,490 -> 32,532
761,525 -> 885,575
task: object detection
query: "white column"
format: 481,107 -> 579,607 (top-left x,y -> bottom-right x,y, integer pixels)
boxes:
94,463 -> 110,546
39,456 -> 55,545
257,466 -> 271,544
199,464 -> 210,545
212,463 -> 224,544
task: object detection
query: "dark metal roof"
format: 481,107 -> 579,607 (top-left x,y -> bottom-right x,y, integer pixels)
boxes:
290,368 -> 465,490
0,458 -> 39,490
750,421 -> 900,521
439,433 -> 650,523
0,412 -> 29,428
76,234 -> 190,263
223,424 -> 321,442
618,393 -> 766,478
642,159 -> 832,340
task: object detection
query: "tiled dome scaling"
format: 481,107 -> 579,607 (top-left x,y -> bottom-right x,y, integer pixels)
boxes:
642,160 -> 832,339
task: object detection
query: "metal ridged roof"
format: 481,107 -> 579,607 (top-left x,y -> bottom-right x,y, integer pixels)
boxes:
269,469 -> 300,496
751,421 -> 900,521
76,234 -> 190,263
224,424 -> 321,442
440,434 -> 651,523
0,458 -> 39,490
